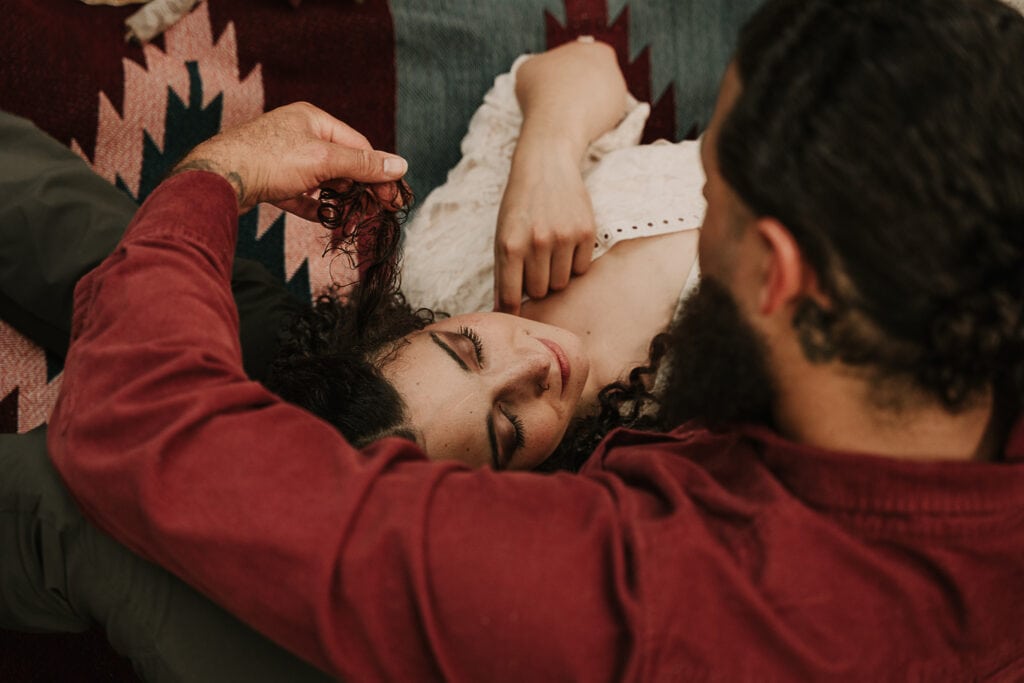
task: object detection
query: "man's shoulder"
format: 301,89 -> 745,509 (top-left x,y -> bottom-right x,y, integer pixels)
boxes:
584,421 -> 762,473
581,422 -> 1024,680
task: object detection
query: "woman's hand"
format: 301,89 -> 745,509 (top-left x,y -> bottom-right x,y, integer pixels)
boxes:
492,39 -> 627,315
171,102 -> 408,220
494,140 -> 595,315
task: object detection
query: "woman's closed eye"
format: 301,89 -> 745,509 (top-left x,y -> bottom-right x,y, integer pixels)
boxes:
457,326 -> 485,365
456,325 -> 527,468
491,403 -> 526,470
500,405 -> 526,452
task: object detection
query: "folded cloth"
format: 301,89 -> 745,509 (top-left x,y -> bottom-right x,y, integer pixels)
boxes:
125,0 -> 200,44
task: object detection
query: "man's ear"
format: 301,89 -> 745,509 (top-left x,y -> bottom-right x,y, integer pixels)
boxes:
754,218 -> 823,316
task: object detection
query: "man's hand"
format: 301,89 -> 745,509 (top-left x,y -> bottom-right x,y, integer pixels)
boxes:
494,141 -> 595,315
171,102 -> 408,220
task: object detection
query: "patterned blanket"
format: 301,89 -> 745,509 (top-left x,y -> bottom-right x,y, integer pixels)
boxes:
0,0 -> 759,431
1,1 -> 761,679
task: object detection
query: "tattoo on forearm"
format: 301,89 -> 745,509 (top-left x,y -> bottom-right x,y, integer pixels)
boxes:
170,158 -> 246,206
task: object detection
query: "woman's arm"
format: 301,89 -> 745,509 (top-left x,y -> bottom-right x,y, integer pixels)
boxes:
515,39 -> 628,164
494,39 -> 629,314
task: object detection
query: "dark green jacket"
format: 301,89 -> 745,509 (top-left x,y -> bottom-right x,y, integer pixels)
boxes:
0,111 -> 331,682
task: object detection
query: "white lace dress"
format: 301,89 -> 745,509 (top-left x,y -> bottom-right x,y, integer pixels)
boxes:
400,53 -> 706,315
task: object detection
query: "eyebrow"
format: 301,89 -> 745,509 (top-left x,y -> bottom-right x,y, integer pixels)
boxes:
429,332 -> 468,371
430,332 -> 502,468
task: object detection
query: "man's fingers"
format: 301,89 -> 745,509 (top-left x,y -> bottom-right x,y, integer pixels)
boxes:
495,256 -> 524,315
371,180 -> 409,210
287,103 -> 407,181
318,178 -> 355,195
323,145 -> 408,184
304,103 -> 375,150
274,195 -> 321,223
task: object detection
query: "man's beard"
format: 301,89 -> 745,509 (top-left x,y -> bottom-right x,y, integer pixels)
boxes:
657,277 -> 777,431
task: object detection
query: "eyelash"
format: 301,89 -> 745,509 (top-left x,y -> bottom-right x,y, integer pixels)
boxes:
457,326 -> 485,365
458,325 -> 526,455
501,405 -> 527,452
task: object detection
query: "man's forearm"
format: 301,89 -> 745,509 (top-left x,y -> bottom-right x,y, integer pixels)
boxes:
46,170 -> 370,671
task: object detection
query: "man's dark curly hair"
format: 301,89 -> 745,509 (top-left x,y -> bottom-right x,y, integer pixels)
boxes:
717,0 -> 1024,411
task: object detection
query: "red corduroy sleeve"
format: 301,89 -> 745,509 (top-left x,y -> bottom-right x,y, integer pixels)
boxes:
47,171 -> 637,681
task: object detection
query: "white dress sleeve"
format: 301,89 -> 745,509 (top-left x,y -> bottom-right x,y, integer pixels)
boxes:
586,139 -> 705,261
400,51 -> 651,315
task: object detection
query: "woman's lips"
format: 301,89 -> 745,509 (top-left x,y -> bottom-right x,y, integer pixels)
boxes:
539,338 -> 571,397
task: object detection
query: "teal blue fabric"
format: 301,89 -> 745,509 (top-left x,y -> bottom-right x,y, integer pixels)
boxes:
609,0 -> 765,136
392,0 -> 766,201
391,0 -> 562,198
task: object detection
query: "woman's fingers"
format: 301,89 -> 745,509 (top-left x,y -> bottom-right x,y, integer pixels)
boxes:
549,244 -> 575,292
572,240 -> 593,277
523,245 -> 552,300
496,231 -> 589,313
495,251 -> 525,315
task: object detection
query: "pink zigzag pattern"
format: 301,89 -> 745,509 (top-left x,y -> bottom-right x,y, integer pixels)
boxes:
0,322 -> 62,433
4,2 -> 346,432
68,1 -> 342,296
69,2 -> 265,198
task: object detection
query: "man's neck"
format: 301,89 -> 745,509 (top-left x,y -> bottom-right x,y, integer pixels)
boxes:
774,365 -> 1001,462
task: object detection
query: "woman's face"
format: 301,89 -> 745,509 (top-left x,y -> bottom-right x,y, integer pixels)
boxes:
381,312 -> 589,470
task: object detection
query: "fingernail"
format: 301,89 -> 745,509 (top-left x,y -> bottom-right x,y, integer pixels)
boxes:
384,156 -> 407,176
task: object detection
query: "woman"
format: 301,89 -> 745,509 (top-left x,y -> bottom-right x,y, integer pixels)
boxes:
270,37 -> 703,471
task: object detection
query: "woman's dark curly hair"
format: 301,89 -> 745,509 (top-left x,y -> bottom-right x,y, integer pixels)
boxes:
265,287 -> 433,446
316,180 -> 414,333
264,181 -> 432,446
717,0 -> 1024,411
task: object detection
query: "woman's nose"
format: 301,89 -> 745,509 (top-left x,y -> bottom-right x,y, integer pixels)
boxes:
502,349 -> 552,397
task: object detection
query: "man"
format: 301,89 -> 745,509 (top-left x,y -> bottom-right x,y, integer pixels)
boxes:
48,0 -> 1024,680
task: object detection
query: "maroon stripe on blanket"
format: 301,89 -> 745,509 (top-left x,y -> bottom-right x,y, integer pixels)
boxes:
1,1 -> 399,156
0,1 -> 147,155
207,0 -> 398,153
546,0 -> 678,144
